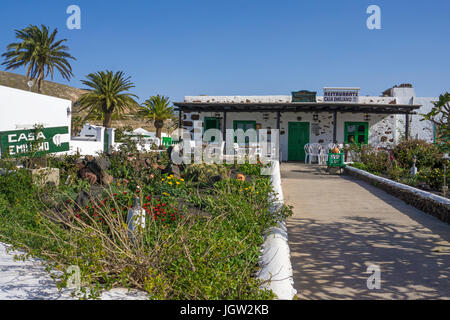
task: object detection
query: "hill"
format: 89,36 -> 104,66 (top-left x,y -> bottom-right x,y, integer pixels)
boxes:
0,71 -> 163,133
0,70 -> 86,102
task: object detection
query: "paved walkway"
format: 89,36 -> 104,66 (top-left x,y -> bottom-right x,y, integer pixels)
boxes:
282,163 -> 450,300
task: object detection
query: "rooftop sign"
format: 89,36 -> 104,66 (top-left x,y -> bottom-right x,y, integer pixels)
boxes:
292,90 -> 317,103
324,87 -> 360,103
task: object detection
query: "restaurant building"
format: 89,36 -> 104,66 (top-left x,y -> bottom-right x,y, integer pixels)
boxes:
174,85 -> 436,162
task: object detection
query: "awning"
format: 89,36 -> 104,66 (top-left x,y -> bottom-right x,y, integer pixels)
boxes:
173,102 -> 421,114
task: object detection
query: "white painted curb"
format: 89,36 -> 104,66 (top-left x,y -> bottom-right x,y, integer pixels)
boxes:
257,161 -> 297,300
346,166 -> 450,206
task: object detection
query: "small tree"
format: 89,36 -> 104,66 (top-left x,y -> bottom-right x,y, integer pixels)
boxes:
76,71 -> 140,128
422,92 -> 450,152
140,95 -> 175,139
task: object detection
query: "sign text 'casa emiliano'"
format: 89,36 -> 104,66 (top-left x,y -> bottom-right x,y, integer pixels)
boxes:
0,126 -> 69,157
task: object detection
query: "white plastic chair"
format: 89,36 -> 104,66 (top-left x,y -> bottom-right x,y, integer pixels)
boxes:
304,143 -> 311,163
320,143 -> 337,164
309,143 -> 323,165
326,143 -> 337,152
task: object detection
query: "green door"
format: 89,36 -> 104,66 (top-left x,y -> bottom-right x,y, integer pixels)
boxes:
204,117 -> 220,142
288,122 -> 310,161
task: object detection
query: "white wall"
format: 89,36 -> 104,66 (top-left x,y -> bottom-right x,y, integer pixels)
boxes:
186,111 -> 396,162
0,85 -> 71,133
181,91 -> 435,161
69,140 -> 104,156
389,89 -> 436,143
0,86 -> 72,131
0,85 -> 72,157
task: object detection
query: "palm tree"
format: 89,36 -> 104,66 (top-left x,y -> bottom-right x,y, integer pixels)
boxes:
2,25 -> 76,93
140,95 -> 175,139
76,71 -> 139,128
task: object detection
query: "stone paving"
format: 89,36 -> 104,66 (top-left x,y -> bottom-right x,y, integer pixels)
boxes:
282,163 -> 450,300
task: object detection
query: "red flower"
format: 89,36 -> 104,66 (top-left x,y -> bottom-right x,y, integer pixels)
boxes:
123,192 -> 128,195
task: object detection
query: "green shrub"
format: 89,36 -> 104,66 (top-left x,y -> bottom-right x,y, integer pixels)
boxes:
184,163 -> 229,184
351,162 -> 368,171
417,167 -> 450,190
393,139 -> 442,169
0,169 -> 37,204
360,148 -> 390,175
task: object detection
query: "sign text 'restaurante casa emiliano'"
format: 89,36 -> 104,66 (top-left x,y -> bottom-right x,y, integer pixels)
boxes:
323,88 -> 360,103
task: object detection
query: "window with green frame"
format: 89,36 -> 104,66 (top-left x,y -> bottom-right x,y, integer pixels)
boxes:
344,122 -> 369,145
204,117 -> 220,142
233,120 -> 256,144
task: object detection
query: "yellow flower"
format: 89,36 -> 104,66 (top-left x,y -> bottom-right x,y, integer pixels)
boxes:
180,178 -> 184,182
168,182 -> 173,185
176,181 -> 180,185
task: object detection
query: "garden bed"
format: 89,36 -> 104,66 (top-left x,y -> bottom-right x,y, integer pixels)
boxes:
0,148 -> 292,299
345,166 -> 450,224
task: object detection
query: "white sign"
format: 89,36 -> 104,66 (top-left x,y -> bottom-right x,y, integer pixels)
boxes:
324,88 -> 360,103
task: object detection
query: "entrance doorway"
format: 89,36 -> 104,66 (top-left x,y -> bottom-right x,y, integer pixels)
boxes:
288,122 -> 310,161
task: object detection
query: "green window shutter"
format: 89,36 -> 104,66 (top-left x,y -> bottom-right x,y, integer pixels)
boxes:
233,121 -> 256,144
344,122 -> 368,145
204,117 -> 220,142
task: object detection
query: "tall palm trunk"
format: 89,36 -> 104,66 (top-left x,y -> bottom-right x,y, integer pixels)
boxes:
36,68 -> 44,93
155,120 -> 164,139
103,112 -> 113,128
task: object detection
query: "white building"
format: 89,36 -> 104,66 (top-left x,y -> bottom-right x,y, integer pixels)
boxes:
0,86 -> 117,158
174,85 -> 436,162
0,85 -> 72,157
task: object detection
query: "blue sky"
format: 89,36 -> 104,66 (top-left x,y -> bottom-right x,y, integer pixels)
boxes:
0,0 -> 449,103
